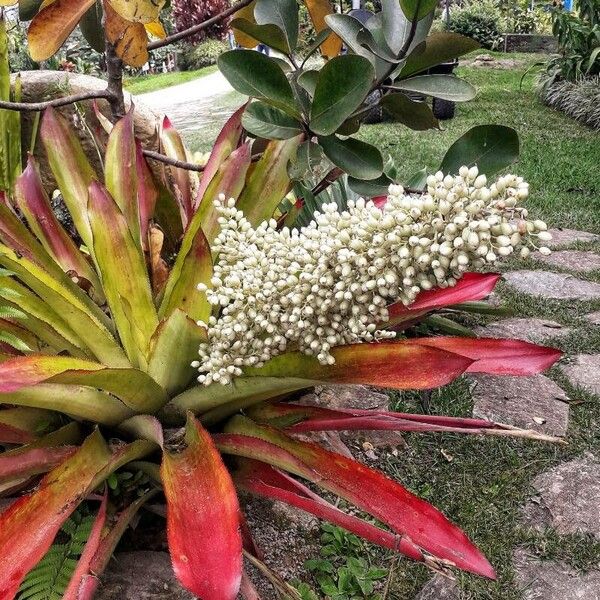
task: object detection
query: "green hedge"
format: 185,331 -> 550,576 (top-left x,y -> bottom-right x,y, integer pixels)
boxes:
178,39 -> 229,71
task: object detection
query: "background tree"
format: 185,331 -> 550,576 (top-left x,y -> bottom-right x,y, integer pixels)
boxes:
172,0 -> 231,42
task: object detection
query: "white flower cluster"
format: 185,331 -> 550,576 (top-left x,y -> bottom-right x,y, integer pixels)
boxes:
193,166 -> 551,385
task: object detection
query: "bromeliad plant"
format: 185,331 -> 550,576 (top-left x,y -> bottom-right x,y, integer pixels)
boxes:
0,105 -> 561,599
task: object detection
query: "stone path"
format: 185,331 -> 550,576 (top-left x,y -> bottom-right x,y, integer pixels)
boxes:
137,70 -> 238,134
417,227 -> 600,599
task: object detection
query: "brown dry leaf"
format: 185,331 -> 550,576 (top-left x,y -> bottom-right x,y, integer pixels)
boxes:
108,0 -> 166,23
104,0 -> 149,68
27,0 -> 95,61
303,0 -> 342,59
232,0 -> 259,49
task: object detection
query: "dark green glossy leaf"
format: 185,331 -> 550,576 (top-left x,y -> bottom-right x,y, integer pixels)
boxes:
229,18 -> 290,54
19,0 -> 44,21
79,0 -> 104,53
301,27 -> 335,64
392,74 -> 476,101
439,125 -> 519,177
242,101 -> 303,140
318,135 -> 383,180
255,0 -> 299,52
381,93 -> 439,130
297,69 -> 319,96
310,55 -> 375,136
400,32 -> 479,78
324,14 -> 376,62
347,173 -> 394,197
218,50 -> 298,116
399,0 -> 437,21
382,0 -> 410,54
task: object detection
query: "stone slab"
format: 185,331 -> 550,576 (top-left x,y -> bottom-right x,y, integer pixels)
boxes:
471,374 -> 569,436
503,270 -> 600,301
513,549 -> 600,600
534,250 -> 600,273
415,575 -> 460,599
585,311 -> 600,325
96,552 -> 194,600
559,355 -> 600,396
475,318 -> 571,343
522,454 -> 600,539
547,228 -> 600,249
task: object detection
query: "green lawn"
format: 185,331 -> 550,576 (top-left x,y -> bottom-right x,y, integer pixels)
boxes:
124,64 -> 218,95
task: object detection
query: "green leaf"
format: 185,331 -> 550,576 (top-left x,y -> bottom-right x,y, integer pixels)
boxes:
218,50 -> 298,116
382,0 -> 410,53
297,69 -> 319,96
79,0 -> 105,53
392,74 -> 477,101
400,0 -> 437,20
439,125 -> 520,177
19,0 -> 45,21
404,167 -> 428,190
255,0 -> 299,52
229,18 -> 290,54
310,55 -> 375,136
400,32 -> 479,78
324,14 -> 376,62
242,101 -> 303,140
318,135 -> 383,180
347,173 -> 394,197
381,93 -> 440,130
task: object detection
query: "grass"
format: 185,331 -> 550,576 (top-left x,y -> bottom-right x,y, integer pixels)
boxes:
123,64 -> 218,95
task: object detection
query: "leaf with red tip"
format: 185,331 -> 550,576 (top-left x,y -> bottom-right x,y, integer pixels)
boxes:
161,414 -> 242,599
0,407 -> 59,444
196,104 -> 246,209
160,117 -> 194,228
40,107 -> 98,253
194,141 -> 252,243
62,492 -> 108,600
236,136 -> 303,227
0,445 -> 77,483
14,156 -> 103,298
218,417 -> 496,579
387,273 -> 501,327
247,340 -> 474,389
105,109 -> 140,247
234,459 -> 425,561
247,403 -> 564,442
415,337 -> 562,376
0,430 -> 113,597
77,490 -> 159,600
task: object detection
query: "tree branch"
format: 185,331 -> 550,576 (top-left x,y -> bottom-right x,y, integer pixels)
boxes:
0,91 -> 114,112
147,0 -> 254,50
105,41 -> 126,119
143,150 -> 206,172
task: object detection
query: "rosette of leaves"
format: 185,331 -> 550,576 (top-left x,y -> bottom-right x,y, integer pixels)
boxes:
221,0 -> 486,197
0,105 -> 561,599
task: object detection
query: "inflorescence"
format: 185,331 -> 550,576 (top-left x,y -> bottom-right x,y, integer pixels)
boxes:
193,166 -> 551,385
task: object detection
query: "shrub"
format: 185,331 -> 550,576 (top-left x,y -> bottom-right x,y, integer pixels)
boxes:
508,6 -> 538,34
540,76 -> 600,129
178,38 -> 229,71
445,0 -> 505,50
172,0 -> 230,43
541,0 -> 600,87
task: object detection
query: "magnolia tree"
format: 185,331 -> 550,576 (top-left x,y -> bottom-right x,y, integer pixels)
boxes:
0,0 -> 560,599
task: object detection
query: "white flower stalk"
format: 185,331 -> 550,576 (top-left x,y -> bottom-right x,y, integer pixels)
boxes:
194,166 -> 550,385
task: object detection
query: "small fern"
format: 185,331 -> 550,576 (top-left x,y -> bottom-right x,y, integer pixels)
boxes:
17,509 -> 96,600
